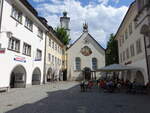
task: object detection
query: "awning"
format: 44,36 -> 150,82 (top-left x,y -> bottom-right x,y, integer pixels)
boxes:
96,64 -> 139,72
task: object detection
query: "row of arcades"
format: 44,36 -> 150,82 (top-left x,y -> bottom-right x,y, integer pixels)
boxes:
9,65 -> 63,88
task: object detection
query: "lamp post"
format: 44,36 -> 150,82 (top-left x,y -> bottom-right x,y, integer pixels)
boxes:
141,24 -> 150,82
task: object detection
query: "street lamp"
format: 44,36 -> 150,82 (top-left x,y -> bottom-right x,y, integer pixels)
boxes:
6,31 -> 13,38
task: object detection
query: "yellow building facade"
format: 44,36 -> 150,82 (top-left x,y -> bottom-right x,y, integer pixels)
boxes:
44,28 -> 67,83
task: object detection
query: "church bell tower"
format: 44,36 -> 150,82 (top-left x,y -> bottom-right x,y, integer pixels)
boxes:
60,11 -> 70,36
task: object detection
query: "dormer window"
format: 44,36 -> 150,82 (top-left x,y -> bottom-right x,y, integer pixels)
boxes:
137,0 -> 148,12
37,28 -> 43,39
11,6 -> 22,23
25,17 -> 33,31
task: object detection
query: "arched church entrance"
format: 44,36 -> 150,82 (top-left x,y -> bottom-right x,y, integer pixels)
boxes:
136,71 -> 144,84
47,68 -> 53,82
10,65 -> 26,88
83,67 -> 91,80
32,67 -> 41,85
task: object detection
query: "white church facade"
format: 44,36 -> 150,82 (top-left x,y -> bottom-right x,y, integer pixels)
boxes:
67,24 -> 105,81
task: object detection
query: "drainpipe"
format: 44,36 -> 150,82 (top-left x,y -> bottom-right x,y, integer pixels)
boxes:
143,35 -> 150,82
0,0 -> 4,32
43,31 -> 48,84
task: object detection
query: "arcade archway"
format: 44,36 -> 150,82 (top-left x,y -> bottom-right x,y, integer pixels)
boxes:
32,67 -> 41,85
136,71 -> 144,84
10,65 -> 26,88
47,68 -> 53,82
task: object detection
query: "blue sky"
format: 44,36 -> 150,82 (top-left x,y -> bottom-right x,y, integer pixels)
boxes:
29,0 -> 134,7
77,0 -> 134,7
29,0 -> 134,48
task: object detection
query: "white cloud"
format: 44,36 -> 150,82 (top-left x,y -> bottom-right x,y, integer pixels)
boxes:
35,0 -> 128,48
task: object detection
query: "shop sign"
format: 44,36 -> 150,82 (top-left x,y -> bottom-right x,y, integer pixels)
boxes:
14,56 -> 26,63
125,61 -> 132,65
0,48 -> 5,54
35,58 -> 41,61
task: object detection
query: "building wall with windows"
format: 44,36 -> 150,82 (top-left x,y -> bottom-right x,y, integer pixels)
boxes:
0,0 -> 48,87
67,25 -> 105,81
135,0 -> 150,82
44,30 -> 66,82
115,2 -> 149,84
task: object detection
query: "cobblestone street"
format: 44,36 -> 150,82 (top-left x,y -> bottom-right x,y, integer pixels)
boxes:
0,82 -> 150,113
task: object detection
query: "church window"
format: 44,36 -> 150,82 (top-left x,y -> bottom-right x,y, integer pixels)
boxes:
75,57 -> 81,70
92,58 -> 97,70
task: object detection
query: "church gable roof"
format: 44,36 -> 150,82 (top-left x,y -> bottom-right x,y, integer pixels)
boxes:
68,32 -> 105,52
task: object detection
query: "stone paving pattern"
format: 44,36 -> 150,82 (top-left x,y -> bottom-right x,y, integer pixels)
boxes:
0,82 -> 150,113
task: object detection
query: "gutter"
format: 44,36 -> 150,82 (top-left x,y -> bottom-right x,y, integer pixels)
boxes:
144,36 -> 150,82
43,32 -> 48,84
0,0 -> 4,32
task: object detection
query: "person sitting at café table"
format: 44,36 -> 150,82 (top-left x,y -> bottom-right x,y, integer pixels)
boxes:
88,80 -> 94,89
80,81 -> 85,92
99,80 -> 106,89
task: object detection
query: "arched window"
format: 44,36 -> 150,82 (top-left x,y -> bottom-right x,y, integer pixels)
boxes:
92,58 -> 97,70
75,57 -> 81,70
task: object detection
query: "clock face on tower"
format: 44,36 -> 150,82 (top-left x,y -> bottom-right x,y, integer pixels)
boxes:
80,46 -> 92,56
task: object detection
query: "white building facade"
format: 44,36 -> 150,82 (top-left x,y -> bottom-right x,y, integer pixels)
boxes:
0,0 -> 48,88
67,24 -> 105,81
135,0 -> 150,83
116,1 -> 150,85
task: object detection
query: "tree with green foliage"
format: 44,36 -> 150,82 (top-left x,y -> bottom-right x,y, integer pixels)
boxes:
55,27 -> 71,45
105,33 -> 119,66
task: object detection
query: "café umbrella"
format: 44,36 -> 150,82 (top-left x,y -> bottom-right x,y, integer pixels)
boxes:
96,64 -> 139,72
